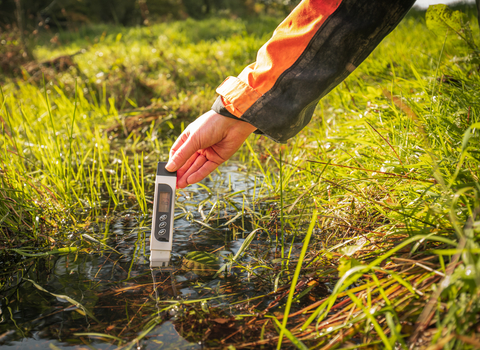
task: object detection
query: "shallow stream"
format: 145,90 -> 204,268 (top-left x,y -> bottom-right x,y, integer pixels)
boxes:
0,163 -> 288,349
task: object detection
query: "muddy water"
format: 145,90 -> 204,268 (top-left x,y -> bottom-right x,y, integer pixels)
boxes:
0,164 -> 272,349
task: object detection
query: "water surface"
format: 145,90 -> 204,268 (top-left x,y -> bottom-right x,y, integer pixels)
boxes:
0,164 -> 276,349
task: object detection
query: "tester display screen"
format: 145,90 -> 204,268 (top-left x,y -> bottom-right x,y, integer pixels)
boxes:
157,192 -> 171,213
155,184 -> 172,242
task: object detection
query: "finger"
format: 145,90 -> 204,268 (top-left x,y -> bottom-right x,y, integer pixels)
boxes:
176,152 -> 201,188
166,133 -> 201,172
186,160 -> 220,185
177,152 -> 198,180
182,153 -> 208,181
166,130 -> 190,171
169,128 -> 190,157
177,153 -> 208,188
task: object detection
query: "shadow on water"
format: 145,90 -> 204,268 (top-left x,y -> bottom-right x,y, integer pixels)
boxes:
0,163 -> 285,349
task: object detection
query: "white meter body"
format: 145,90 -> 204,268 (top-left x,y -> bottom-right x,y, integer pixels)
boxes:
150,162 -> 176,267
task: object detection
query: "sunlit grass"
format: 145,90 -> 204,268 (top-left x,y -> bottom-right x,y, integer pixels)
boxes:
1,5 -> 480,349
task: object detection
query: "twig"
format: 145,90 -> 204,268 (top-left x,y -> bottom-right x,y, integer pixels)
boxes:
365,120 -> 404,168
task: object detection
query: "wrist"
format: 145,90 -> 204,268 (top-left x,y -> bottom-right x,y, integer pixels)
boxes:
235,119 -> 257,134
207,110 -> 257,136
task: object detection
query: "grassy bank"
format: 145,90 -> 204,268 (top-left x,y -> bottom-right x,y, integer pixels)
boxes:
0,16 -> 280,248
1,5 -> 480,349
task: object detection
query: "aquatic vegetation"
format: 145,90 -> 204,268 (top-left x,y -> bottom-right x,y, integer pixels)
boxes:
1,4 -> 480,349
181,251 -> 220,277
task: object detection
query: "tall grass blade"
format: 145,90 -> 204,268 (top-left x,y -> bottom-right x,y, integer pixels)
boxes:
277,210 -> 317,349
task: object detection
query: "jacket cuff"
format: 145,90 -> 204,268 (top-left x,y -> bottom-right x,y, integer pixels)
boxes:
211,95 -> 264,135
211,95 -> 238,120
215,76 -> 261,118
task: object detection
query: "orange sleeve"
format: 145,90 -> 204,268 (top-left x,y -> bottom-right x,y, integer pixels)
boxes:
217,0 -> 342,118
212,0 -> 415,142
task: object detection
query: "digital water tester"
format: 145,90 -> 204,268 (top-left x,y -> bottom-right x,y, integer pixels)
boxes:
150,161 -> 176,267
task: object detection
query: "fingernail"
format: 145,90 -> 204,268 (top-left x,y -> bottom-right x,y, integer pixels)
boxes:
166,159 -> 176,172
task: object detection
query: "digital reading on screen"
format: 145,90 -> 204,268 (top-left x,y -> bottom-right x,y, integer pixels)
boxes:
158,192 -> 170,213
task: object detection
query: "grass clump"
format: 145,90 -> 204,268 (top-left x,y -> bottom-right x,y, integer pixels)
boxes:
0,16 -> 280,251
227,5 -> 480,348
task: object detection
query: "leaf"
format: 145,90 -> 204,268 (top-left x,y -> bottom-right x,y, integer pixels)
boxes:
338,257 -> 362,278
339,238 -> 366,257
74,332 -> 125,343
273,318 -> 308,350
118,323 -> 157,350
426,4 -> 477,50
81,233 -> 123,255
24,278 -> 99,323
461,122 -> 480,152
213,229 -> 261,278
211,318 -> 229,324
474,221 -> 480,234
232,228 -> 260,261
10,247 -> 78,257
277,211 -> 317,350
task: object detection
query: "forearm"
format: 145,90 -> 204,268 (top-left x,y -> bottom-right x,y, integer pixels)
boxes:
212,0 -> 416,143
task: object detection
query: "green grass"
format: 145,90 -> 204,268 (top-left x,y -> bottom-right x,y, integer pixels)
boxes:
1,5 -> 480,349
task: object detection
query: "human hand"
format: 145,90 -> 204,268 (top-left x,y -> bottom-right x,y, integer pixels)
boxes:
165,110 -> 257,188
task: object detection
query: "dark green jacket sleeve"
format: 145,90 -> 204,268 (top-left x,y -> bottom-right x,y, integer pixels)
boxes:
212,0 -> 415,142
